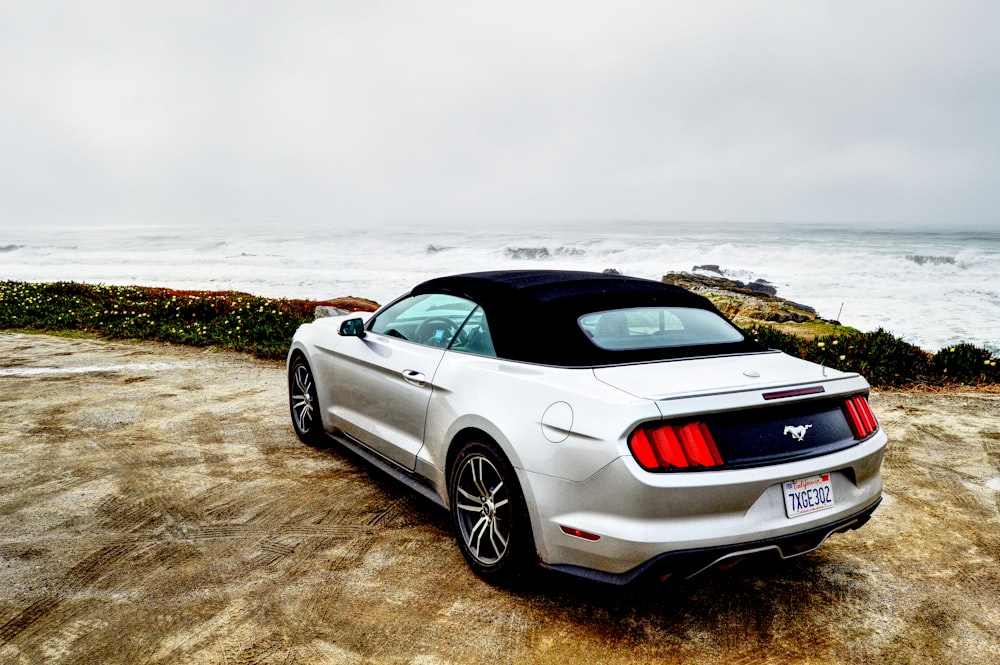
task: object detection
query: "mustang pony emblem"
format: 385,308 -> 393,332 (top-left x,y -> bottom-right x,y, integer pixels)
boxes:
783,424 -> 813,442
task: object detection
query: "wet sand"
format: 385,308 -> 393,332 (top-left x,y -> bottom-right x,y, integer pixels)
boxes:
1,333 -> 998,664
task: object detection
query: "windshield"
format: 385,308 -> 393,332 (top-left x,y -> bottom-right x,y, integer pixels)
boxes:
579,307 -> 746,351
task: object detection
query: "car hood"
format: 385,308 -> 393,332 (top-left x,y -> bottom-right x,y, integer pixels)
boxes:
592,351 -> 850,401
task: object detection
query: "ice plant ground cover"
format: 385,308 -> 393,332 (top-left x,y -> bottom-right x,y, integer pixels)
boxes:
0,281 -> 377,360
751,326 -> 998,388
0,280 -> 996,386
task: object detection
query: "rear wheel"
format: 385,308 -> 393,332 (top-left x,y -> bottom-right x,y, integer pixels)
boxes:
449,440 -> 535,584
289,355 -> 324,444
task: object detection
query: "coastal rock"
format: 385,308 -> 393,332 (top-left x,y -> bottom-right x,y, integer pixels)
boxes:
690,265 -> 777,297
313,296 -> 380,319
662,271 -> 816,325
749,279 -> 778,297
315,305 -> 350,319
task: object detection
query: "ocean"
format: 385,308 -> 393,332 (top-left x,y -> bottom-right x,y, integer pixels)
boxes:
2,221 -> 998,354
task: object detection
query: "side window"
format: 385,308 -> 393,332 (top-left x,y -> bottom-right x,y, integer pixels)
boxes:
449,306 -> 496,357
369,293 -> 477,348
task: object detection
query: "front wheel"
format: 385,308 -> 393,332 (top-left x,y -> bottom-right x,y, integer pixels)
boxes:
289,354 -> 324,444
449,440 -> 536,584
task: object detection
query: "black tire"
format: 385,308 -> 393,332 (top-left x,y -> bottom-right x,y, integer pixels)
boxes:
449,440 -> 536,584
289,354 -> 325,445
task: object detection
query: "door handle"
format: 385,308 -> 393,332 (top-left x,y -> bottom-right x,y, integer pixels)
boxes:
402,370 -> 426,386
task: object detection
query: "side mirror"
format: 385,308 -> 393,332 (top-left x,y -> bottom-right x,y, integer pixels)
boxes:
338,318 -> 367,338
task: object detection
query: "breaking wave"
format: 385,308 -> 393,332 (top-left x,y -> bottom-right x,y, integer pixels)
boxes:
905,254 -> 956,266
504,246 -> 586,260
2,222 -> 998,353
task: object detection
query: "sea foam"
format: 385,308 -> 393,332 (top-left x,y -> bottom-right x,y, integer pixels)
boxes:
2,222 -> 998,354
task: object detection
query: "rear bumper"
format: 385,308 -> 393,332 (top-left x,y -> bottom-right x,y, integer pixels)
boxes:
520,430 -> 886,583
542,497 -> 881,585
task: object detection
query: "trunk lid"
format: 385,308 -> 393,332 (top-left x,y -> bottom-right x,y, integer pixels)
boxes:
592,351 -> 848,401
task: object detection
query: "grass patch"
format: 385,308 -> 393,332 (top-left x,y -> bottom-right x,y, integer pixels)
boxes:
765,320 -> 864,341
0,281 -> 378,360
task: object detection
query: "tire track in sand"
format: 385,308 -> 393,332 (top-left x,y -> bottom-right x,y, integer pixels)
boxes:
0,542 -> 138,645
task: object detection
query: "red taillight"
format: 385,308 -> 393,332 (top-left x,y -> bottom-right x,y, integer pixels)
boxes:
628,428 -> 659,469
843,395 -> 879,439
629,421 -> 723,471
651,425 -> 688,468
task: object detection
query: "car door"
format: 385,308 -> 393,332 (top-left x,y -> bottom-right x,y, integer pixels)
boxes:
330,293 -> 476,469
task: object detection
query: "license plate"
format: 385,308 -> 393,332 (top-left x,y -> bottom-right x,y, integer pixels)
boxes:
783,474 -> 835,518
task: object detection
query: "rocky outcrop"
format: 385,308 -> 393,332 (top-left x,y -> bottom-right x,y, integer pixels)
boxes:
662,271 -> 818,325
688,266 -> 778,297
313,296 -> 380,319
314,306 -> 350,319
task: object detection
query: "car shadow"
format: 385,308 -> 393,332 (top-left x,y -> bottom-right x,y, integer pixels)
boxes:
302,432 -> 873,650
503,547 -> 874,656
302,433 -> 452,530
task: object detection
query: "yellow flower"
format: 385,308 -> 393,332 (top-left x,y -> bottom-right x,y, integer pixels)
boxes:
839,355 -> 846,361
817,342 -> 825,348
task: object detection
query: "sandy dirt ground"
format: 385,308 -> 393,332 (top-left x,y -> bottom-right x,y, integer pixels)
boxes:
1,332 -> 998,664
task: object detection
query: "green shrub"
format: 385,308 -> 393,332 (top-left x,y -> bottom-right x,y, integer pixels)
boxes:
3,280 -> 996,386
803,328 -> 934,388
933,343 -> 1000,385
0,281 -> 377,360
750,324 -> 996,388
748,325 -> 806,357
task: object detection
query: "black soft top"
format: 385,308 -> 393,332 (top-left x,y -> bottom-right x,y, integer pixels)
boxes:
410,270 -> 761,367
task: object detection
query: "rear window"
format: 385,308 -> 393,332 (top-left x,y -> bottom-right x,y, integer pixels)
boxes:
579,307 -> 745,351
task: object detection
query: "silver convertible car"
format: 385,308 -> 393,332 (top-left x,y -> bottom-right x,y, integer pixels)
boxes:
287,271 -> 885,584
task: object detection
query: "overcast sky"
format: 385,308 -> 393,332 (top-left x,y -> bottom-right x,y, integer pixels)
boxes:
2,1 -> 998,230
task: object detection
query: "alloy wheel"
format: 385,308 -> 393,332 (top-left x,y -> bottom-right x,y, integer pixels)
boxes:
290,361 -> 316,437
454,453 -> 511,565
